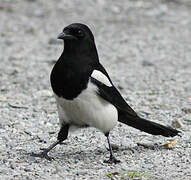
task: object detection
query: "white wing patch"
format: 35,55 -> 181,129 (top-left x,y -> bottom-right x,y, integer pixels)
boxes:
91,70 -> 112,87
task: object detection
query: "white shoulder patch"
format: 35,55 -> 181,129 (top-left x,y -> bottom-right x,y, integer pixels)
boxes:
91,70 -> 112,87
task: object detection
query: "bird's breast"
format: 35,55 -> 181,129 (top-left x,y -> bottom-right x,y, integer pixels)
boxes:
55,81 -> 118,133
50,63 -> 90,100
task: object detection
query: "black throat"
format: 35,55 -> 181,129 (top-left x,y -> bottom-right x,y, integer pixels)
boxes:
50,40 -> 99,100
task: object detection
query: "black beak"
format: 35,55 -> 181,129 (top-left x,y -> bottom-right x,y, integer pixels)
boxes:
57,32 -> 77,40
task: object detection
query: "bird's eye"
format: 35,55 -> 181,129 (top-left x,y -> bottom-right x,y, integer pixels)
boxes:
77,30 -> 84,37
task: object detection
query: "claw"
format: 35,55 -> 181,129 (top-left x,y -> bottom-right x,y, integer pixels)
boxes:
31,140 -> 60,161
31,151 -> 54,161
104,156 -> 120,164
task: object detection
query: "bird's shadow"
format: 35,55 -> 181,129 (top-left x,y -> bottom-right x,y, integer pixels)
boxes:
35,143 -> 164,162
25,141 -> 168,164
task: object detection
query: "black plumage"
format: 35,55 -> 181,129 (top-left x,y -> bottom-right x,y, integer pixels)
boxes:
32,23 -> 180,163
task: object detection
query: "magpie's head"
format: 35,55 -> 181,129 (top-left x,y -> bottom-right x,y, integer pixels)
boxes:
57,23 -> 99,61
57,23 -> 95,43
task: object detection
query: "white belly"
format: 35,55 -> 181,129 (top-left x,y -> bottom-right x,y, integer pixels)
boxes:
55,81 -> 118,134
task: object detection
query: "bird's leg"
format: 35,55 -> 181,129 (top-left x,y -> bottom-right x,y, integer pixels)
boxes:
104,133 -> 120,164
31,140 -> 61,160
31,124 -> 70,161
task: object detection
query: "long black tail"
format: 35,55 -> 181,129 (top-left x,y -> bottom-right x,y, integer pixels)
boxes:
118,112 -> 180,137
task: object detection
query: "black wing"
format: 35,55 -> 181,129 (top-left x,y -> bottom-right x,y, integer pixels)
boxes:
91,64 -> 180,137
91,63 -> 138,117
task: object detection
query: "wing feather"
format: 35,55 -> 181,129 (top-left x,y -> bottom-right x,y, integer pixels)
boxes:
90,77 -> 138,117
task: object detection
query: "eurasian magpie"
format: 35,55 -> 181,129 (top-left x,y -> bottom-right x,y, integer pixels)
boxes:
32,23 -> 180,163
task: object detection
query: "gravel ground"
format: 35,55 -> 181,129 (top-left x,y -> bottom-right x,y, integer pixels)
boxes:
0,0 -> 191,179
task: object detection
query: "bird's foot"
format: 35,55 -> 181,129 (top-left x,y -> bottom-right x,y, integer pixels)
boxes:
31,149 -> 54,161
105,144 -> 119,151
104,156 -> 120,164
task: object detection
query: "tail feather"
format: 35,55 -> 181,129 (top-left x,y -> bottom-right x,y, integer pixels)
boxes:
118,112 -> 180,137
